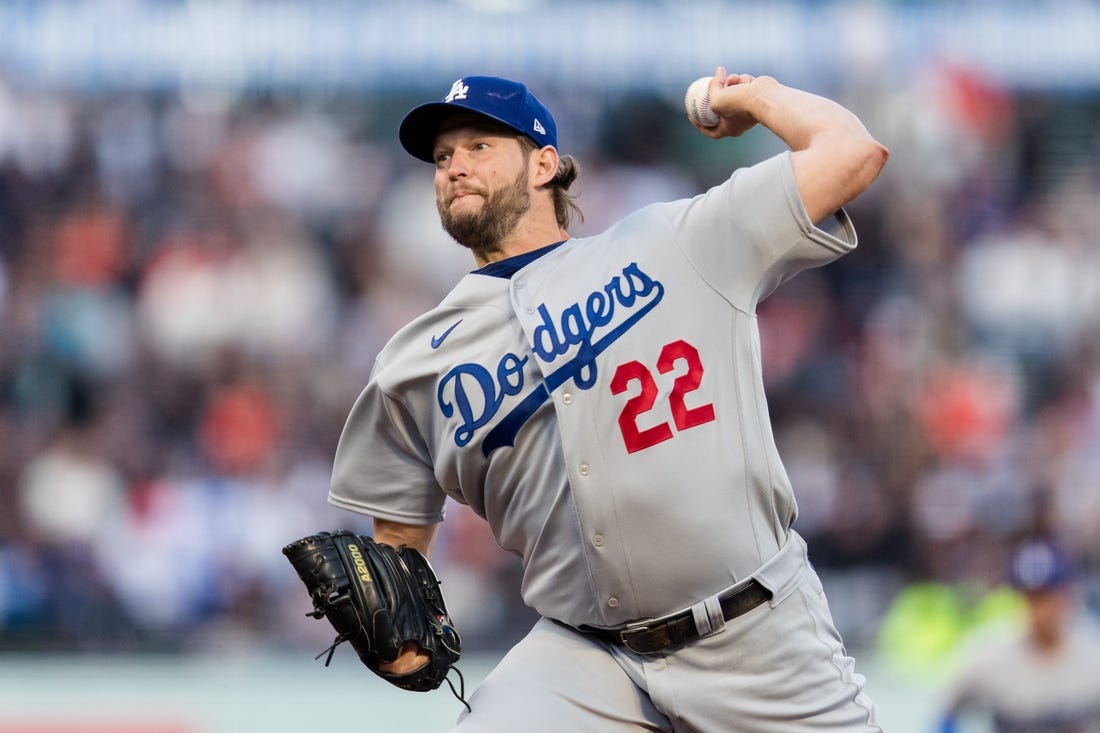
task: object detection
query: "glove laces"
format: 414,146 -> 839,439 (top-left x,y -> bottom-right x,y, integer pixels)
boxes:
444,665 -> 472,713
310,626 -> 472,714
313,631 -> 351,667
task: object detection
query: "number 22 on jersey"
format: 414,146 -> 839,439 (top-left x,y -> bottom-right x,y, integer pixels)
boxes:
610,339 -> 716,454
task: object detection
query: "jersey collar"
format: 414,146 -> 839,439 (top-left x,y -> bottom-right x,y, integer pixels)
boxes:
473,240 -> 567,279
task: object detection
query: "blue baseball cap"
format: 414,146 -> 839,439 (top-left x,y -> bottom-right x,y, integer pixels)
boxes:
399,76 -> 558,163
1009,539 -> 1076,592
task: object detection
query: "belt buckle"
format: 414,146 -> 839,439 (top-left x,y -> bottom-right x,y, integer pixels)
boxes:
619,619 -> 674,654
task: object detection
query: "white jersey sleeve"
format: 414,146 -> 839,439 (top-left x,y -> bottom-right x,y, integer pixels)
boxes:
328,355 -> 447,525
672,150 -> 856,312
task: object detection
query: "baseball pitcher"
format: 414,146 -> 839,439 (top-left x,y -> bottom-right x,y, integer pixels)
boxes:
285,68 -> 888,731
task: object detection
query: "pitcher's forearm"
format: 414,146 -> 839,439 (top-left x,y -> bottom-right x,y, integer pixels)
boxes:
711,74 -> 888,223
373,518 -> 440,556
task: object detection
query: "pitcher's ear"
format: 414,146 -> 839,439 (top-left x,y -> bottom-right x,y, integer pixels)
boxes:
531,145 -> 560,187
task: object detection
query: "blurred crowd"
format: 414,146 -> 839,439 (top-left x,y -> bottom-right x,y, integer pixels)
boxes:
1,65 -> 1099,658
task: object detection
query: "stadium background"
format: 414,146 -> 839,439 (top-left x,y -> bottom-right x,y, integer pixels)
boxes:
1,1 -> 1099,730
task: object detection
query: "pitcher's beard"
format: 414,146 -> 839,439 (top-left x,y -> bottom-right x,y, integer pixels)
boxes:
438,170 -> 531,261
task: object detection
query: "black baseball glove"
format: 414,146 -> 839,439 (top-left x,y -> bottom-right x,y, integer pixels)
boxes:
282,530 -> 465,704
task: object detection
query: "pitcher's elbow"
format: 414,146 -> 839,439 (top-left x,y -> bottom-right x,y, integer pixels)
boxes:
867,139 -> 890,175
853,138 -> 889,190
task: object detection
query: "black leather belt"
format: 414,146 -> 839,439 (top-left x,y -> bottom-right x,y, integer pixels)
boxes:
568,578 -> 772,655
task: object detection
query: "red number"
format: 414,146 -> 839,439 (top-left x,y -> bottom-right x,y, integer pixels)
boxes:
610,360 -> 674,454
610,340 -> 716,454
658,339 -> 716,430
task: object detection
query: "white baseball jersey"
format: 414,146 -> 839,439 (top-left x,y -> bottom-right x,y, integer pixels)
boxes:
329,151 -> 856,629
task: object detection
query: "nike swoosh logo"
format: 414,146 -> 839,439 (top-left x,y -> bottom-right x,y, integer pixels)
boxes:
431,319 -> 463,349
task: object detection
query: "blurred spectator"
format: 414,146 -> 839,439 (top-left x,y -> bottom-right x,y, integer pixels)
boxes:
937,539 -> 1100,732
14,375 -> 134,648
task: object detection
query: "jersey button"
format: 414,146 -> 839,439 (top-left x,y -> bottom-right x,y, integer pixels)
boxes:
579,464 -> 590,476
562,393 -> 573,405
592,534 -> 604,547
607,596 -> 619,608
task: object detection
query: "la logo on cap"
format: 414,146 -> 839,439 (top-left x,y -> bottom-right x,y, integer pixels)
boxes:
445,80 -> 469,103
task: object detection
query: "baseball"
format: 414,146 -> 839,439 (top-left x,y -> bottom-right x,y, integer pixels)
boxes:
684,76 -> 720,128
